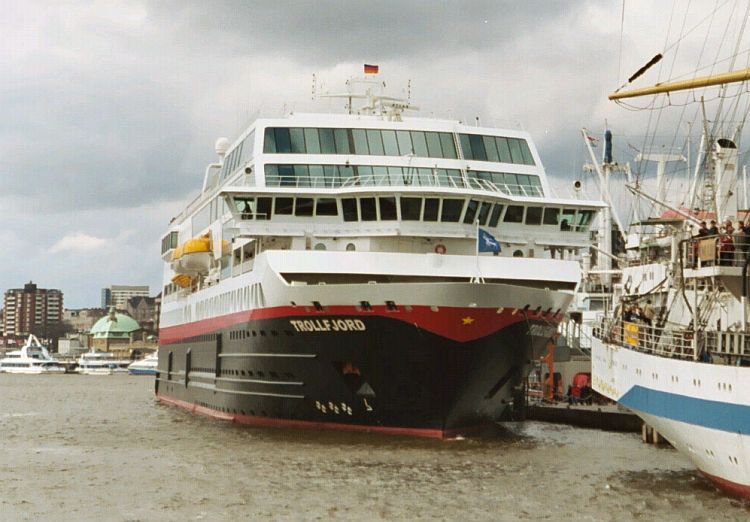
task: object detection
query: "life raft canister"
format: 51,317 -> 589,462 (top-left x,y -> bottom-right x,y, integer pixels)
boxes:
434,244 -> 447,254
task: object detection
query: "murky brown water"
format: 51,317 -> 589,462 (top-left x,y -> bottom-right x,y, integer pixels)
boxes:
0,374 -> 748,521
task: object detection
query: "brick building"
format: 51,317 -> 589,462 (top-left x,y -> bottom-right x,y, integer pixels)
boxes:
2,281 -> 63,337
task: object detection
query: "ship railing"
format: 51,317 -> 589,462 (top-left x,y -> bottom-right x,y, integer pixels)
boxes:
261,173 -> 543,197
594,318 -> 698,359
684,235 -> 750,268
702,330 -> 750,357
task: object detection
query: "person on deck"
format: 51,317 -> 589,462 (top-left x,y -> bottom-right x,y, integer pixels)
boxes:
707,220 -> 719,236
719,224 -> 735,266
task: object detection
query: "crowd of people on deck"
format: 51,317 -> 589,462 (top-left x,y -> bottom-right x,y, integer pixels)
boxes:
694,219 -> 750,266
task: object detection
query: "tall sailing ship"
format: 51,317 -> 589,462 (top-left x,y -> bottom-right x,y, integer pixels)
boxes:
592,13 -> 750,498
156,73 -> 601,438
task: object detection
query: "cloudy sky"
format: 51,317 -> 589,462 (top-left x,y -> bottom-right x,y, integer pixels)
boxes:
3,1 -> 749,308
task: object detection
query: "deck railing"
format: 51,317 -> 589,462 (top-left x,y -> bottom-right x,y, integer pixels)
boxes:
261,173 -> 544,197
594,317 -> 750,361
685,235 -> 750,268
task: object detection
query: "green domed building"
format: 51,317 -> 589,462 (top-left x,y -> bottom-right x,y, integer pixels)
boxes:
90,307 -> 142,353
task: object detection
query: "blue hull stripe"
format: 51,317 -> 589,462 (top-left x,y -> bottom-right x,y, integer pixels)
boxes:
619,386 -> 750,434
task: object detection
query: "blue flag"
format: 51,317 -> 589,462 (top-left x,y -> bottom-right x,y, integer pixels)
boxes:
478,228 -> 501,253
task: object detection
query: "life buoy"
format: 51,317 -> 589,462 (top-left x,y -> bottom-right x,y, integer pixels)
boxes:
434,244 -> 447,254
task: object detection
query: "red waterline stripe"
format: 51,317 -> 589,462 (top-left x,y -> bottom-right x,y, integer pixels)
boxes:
160,304 -> 559,345
156,394 -> 475,439
700,470 -> 750,500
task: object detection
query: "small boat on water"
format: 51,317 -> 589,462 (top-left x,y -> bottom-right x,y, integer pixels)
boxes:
128,352 -> 158,375
76,349 -> 131,375
0,334 -> 66,374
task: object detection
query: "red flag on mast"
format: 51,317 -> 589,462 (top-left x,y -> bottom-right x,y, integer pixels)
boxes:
364,64 -> 379,74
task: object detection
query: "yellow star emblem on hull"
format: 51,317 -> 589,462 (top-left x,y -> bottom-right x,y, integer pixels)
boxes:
461,316 -> 475,325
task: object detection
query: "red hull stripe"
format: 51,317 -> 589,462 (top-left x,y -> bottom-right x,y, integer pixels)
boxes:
160,304 -> 559,345
700,470 -> 750,499
157,394 -> 475,439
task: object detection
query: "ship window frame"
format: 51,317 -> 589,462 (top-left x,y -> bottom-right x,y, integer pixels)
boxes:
399,197 -> 422,221
359,197 -> 377,221
318,128 -> 336,154
342,198 -> 358,222
483,136 -> 500,162
478,201 -> 493,226
274,128 -> 292,153
352,129 -> 369,155
440,198 -> 465,223
525,206 -> 543,225
315,198 -> 338,216
334,128 -> 350,154
423,197 -> 440,221
263,127 -> 276,153
382,130 -> 399,156
425,132 -> 443,158
495,137 -> 512,163
488,203 -> 505,227
274,197 -> 294,216
439,133 -> 457,159
366,129 -> 385,156
503,205 -> 524,223
463,199 -> 480,224
543,207 -> 560,226
289,128 -> 306,153
295,197 -> 314,217
396,130 -> 413,155
507,138 -> 524,164
309,165 -> 325,187
410,131 -> 429,157
561,209 -> 576,231
378,196 -> 397,221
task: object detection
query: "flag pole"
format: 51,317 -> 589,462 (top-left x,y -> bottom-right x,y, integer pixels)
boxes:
475,219 -> 480,284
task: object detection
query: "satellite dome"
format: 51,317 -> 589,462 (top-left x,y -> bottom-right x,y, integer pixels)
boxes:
215,137 -> 230,157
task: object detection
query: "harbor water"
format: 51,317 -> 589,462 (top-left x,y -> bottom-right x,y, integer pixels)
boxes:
1,375 -> 748,521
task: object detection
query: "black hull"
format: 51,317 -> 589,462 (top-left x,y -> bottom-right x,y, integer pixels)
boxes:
156,314 -> 555,438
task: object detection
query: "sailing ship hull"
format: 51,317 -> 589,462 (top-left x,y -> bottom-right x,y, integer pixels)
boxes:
156,305 -> 560,438
592,337 -> 750,498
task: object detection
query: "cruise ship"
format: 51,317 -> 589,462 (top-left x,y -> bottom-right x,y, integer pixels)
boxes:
156,75 -> 602,438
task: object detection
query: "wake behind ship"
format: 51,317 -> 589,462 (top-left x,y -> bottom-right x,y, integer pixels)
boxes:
156,75 -> 602,438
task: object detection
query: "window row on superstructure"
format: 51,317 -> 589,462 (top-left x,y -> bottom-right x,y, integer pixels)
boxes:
220,130 -> 256,181
228,194 -> 595,232
264,164 -> 543,197
263,127 -> 535,166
